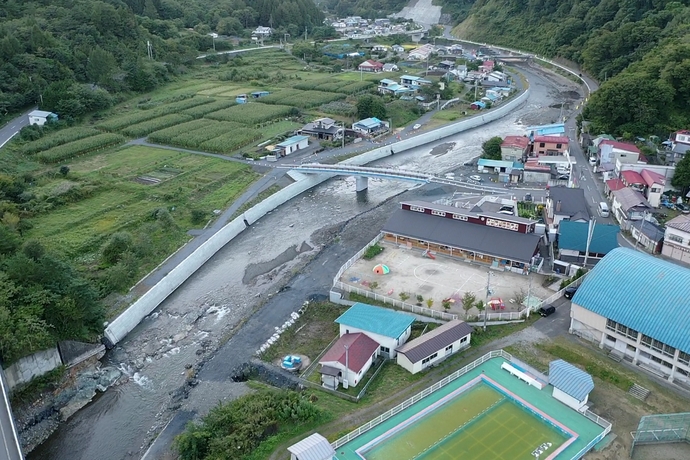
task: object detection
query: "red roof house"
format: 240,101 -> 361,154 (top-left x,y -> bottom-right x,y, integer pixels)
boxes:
319,333 -> 379,389
641,169 -> 665,187
605,178 -> 626,195
621,170 -> 645,188
599,140 -> 641,153
532,135 -> 569,156
358,60 -> 384,72
500,135 -> 530,160
480,60 -> 495,72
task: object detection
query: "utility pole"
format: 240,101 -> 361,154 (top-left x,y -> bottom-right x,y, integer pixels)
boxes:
146,41 -> 153,60
341,122 -> 345,149
527,274 -> 533,318
583,218 -> 596,267
304,27 -> 308,41
483,271 -> 492,331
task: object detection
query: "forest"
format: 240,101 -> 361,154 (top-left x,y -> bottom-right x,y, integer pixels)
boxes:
446,0 -> 690,137
0,0 -> 324,121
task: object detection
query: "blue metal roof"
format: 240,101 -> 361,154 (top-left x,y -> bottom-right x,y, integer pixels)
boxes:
548,360 -> 594,401
558,221 -> 620,254
277,135 -> 308,147
478,158 -> 517,168
354,117 -> 383,129
335,303 -> 415,339
572,247 -> 690,353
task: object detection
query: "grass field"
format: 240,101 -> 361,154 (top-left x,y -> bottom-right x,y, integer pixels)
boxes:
363,383 -> 569,460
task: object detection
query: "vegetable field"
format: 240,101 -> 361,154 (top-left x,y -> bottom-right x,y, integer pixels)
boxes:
205,104 -> 294,125
198,129 -> 262,153
182,99 -> 236,118
97,97 -> 215,132
259,90 -> 346,108
20,127 -> 102,155
148,119 -> 258,152
35,133 -> 126,163
120,114 -> 193,137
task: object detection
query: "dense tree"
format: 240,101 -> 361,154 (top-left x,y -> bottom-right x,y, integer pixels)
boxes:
481,136 -> 503,160
672,154 -> 690,197
356,95 -> 387,120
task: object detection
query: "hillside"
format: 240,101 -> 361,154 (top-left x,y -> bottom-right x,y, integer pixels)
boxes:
0,0 -> 324,121
445,0 -> 690,136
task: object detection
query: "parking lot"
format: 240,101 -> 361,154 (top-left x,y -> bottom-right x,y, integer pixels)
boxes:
340,244 -> 556,318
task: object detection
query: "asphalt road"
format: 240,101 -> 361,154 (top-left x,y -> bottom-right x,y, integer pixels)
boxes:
0,108 -> 33,150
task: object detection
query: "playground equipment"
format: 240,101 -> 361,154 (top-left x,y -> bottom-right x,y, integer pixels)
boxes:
281,355 -> 302,371
422,249 -> 436,259
489,297 -> 506,310
373,264 -> 390,275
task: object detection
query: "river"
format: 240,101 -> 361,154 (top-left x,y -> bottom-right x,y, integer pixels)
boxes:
28,64 -> 581,460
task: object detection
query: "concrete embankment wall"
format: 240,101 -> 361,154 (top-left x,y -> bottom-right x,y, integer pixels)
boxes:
103,88 -> 530,346
4,348 -> 62,389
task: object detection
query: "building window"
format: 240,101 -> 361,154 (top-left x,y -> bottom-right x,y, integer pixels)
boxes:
452,214 -> 468,221
460,336 -> 468,343
445,345 -> 453,352
418,239 -> 427,244
410,205 -> 425,213
627,344 -> 636,352
651,187 -> 660,193
422,352 -> 438,365
668,234 -> 684,244
539,142 -> 545,147
677,368 -> 689,377
679,351 -> 690,366
556,143 -> 562,149
380,346 -> 390,353
641,335 -> 652,347
606,334 -> 616,342
431,210 -> 446,217
606,319 -> 616,331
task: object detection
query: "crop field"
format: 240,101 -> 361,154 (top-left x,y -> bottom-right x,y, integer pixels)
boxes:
120,114 -> 194,137
147,119 -> 259,152
26,146 -> 258,260
97,97 -> 215,132
35,133 -> 127,163
19,127 -> 103,155
182,99 -> 236,118
257,89 -> 346,108
205,103 -> 294,125
198,128 -> 262,153
293,79 -> 375,94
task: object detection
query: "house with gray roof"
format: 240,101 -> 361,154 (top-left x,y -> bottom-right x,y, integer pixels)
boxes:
630,219 -> 664,254
546,187 -> 590,229
661,214 -> 690,264
396,320 -> 473,374
611,187 -> 653,230
548,360 -> 594,411
570,247 -> 690,384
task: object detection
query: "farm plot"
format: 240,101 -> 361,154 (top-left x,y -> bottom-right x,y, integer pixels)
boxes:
294,79 -> 349,91
19,127 -> 103,155
98,97 -> 215,132
35,133 -> 126,163
198,128 -> 262,154
148,120 -> 246,149
182,99 -> 236,118
205,104 -> 294,125
258,90 -> 346,108
339,81 -> 376,93
120,114 -> 193,137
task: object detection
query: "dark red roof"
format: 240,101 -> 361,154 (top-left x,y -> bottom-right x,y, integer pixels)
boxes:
502,135 -> 530,149
605,178 -> 626,192
599,140 -> 640,154
533,135 -> 569,144
360,59 -> 383,68
640,169 -> 665,186
319,333 -> 379,373
621,170 -> 644,185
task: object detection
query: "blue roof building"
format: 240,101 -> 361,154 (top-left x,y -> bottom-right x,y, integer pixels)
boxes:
352,117 -> 388,135
548,360 -> 594,410
558,221 -> 620,265
570,247 -> 690,384
526,123 -> 566,137
335,303 -> 415,358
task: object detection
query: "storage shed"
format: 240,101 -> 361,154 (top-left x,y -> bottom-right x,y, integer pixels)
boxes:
287,433 -> 335,460
548,359 -> 594,411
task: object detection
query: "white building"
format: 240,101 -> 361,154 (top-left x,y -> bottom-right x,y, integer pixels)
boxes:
661,214 -> 690,265
598,140 -> 640,166
273,135 -> 308,156
396,320 -> 473,374
335,303 -> 414,359
28,110 -> 57,126
548,360 -> 594,411
287,433 -> 335,460
319,333 -> 379,389
569,248 -> 690,384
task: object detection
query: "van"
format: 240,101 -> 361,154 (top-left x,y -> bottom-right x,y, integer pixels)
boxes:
538,305 -> 556,317
598,202 -> 609,217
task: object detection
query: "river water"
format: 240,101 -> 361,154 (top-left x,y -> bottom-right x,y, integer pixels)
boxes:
28,65 -> 580,460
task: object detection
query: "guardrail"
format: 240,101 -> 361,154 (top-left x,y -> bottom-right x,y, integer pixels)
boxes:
332,349 -> 512,449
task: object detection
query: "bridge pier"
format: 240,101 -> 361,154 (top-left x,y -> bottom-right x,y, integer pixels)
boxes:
355,176 -> 369,192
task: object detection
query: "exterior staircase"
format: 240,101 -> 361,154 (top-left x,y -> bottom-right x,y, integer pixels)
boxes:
629,383 -> 651,401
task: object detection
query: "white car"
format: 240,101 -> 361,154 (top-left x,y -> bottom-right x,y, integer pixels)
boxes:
469,175 -> 483,182
413,124 -> 422,130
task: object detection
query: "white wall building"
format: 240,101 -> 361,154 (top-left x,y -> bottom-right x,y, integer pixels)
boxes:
548,360 -> 594,411
396,320 -> 472,374
661,214 -> 690,265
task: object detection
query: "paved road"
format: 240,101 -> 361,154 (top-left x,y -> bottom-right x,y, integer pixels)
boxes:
0,108 -> 33,150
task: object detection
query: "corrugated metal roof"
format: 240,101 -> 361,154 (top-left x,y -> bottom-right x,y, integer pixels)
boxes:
548,360 -> 594,401
558,221 -> 619,254
548,187 -> 590,219
335,303 -> 415,339
621,170 -> 644,184
666,214 -> 690,234
287,433 -> 335,460
612,188 -> 651,211
319,333 -> 379,373
396,320 -> 473,363
572,247 -> 690,352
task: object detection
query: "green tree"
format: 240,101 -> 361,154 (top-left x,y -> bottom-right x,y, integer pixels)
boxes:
461,291 -> 476,320
672,153 -> 690,196
102,232 -> 133,265
356,95 -> 387,120
86,47 -> 117,87
481,136 -> 503,160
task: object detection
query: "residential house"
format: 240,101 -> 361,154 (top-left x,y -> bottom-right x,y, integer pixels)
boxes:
479,60 -> 495,72
546,187 -> 590,228
287,433 -> 335,460
382,201 -> 541,273
640,169 -> 666,208
476,159 -> 523,180
299,117 -> 342,141
400,75 -> 432,90
319,333 -> 379,389
630,219 -> 665,254
469,101 -> 486,110
335,303 -> 414,359
481,93 -> 499,105
611,188 -> 653,230
437,60 -> 455,70
527,123 -> 566,138
620,170 -> 646,193
493,86 -> 513,97
358,59 -> 384,72
569,248 -> 690,384
604,178 -> 626,197
557,220 -> 620,266
396,320 -> 473,374
382,63 -> 398,72
407,44 -> 435,60
391,44 -> 405,53
598,140 -> 640,167
661,214 -> 690,264
669,129 -> 690,165
352,117 -> 389,136
548,360 -> 594,411
532,135 -> 569,156
273,135 -> 308,157
371,44 -> 388,53
252,26 -> 272,37
448,44 -> 464,55
500,136 -> 530,161
378,79 -> 412,96
28,110 -> 57,126
374,18 -> 390,26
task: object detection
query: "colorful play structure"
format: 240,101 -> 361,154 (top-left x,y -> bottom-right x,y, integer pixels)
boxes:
373,264 -> 390,275
489,297 -> 506,310
422,249 -> 436,259
281,355 -> 302,371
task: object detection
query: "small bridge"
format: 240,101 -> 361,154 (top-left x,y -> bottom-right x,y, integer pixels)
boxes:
278,163 -> 503,193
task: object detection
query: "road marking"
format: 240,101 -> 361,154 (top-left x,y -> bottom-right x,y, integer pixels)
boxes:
591,196 -> 596,204
0,131 -> 19,150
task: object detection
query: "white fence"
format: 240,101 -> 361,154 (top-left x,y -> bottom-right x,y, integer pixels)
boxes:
104,88 -> 531,346
331,349 -> 512,449
569,410 -> 612,460
332,234 -> 383,286
478,309 -> 528,321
